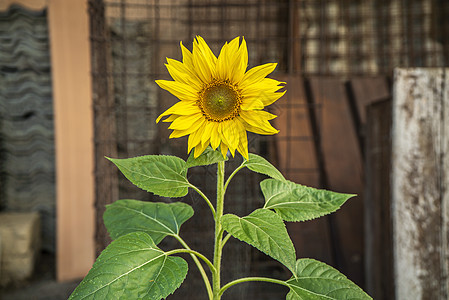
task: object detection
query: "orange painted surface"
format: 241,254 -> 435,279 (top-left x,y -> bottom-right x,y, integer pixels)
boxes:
47,0 -> 95,282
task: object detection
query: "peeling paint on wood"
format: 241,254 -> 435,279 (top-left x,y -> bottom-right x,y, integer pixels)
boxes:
392,68 -> 449,300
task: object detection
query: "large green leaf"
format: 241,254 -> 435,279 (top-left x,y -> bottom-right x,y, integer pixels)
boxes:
261,179 -> 355,222
286,259 -> 372,300
107,155 -> 189,197
185,146 -> 227,168
104,199 -> 194,244
221,208 -> 296,274
243,153 -> 285,181
69,232 -> 188,300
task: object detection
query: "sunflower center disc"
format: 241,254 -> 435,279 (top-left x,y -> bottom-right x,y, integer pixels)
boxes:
200,82 -> 241,122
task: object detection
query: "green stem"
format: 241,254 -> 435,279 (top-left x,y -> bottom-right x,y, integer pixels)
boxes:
223,162 -> 245,194
166,248 -> 216,274
221,233 -> 232,249
189,183 -> 216,218
212,161 -> 225,300
174,236 -> 214,299
219,277 -> 290,297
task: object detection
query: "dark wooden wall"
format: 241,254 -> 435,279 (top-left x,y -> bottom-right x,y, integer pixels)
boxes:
273,75 -> 391,293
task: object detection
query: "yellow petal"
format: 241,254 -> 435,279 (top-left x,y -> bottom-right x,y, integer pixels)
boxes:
231,37 -> 248,83
169,113 -> 204,131
239,111 -> 279,135
201,121 -> 215,145
241,96 -> 265,111
226,37 -> 240,65
156,101 -> 201,123
156,107 -> 174,123
261,90 -> 285,106
191,121 -> 206,146
169,129 -> 190,139
169,118 -> 204,138
220,142 -> 229,158
242,78 -> 284,98
188,120 -> 206,152
162,114 -> 178,123
210,122 -> 221,150
242,84 -> 285,107
235,120 -> 249,159
218,122 -> 235,156
240,63 -> 277,89
166,58 -> 202,90
222,120 -> 239,152
239,37 -> 248,77
180,41 -> 194,69
241,109 -> 277,121
194,140 -> 209,158
192,36 -> 216,82
196,36 -> 217,66
156,80 -> 198,101
225,37 -> 247,83
216,42 -> 229,81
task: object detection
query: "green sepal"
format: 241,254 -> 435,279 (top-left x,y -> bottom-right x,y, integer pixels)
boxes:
221,208 -> 296,274
262,179 -> 355,222
107,155 -> 189,198
286,259 -> 372,300
186,146 -> 228,168
104,199 -> 194,244
243,153 -> 285,181
69,232 -> 188,300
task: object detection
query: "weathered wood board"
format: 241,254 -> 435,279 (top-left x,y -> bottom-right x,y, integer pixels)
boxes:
309,77 -> 365,287
392,68 -> 449,300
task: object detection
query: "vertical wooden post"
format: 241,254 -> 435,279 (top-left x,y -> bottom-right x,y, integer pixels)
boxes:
48,0 -> 95,281
89,0 -> 119,256
392,68 -> 449,299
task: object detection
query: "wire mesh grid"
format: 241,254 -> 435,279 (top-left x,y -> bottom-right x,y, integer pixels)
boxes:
294,0 -> 449,75
89,0 -> 449,299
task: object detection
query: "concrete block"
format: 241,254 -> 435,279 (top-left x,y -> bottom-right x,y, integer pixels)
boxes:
0,212 -> 41,286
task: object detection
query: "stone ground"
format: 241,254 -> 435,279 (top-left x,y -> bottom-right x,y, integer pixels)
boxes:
0,252 -> 80,300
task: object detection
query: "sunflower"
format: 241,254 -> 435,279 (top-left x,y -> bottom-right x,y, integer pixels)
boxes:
156,36 -> 285,159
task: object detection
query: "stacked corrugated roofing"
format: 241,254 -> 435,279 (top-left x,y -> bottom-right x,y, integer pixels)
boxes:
0,5 -> 55,252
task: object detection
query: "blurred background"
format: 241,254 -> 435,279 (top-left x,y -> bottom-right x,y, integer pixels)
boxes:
0,0 -> 448,299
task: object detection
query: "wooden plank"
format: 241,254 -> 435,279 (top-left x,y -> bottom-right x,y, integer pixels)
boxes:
351,76 -> 392,299
273,75 -> 334,264
365,99 -> 394,300
48,0 -> 95,282
349,77 -> 390,124
392,68 -> 449,299
309,77 -> 364,287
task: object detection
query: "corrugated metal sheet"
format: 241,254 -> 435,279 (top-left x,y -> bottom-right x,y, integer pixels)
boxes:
0,5 -> 55,253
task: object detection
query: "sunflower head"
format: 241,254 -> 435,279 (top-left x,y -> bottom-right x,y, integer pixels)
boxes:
156,36 -> 286,160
